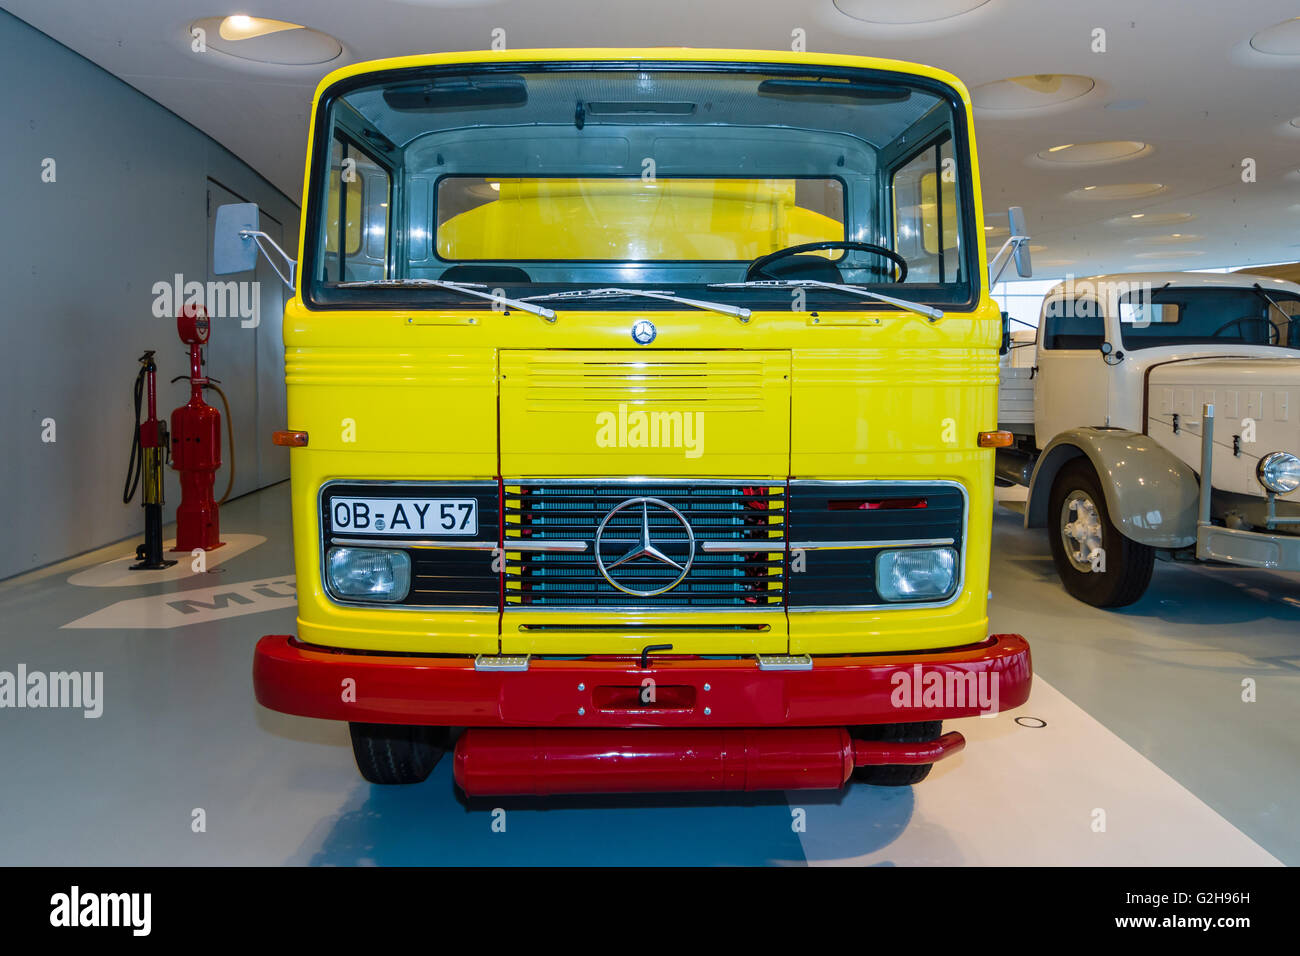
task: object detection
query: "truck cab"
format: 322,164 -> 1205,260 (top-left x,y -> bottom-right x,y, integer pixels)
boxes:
239,48 -> 1032,796
998,272 -> 1300,606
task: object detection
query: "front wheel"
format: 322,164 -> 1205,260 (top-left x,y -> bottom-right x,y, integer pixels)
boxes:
349,722 -> 451,785
1047,459 -> 1154,608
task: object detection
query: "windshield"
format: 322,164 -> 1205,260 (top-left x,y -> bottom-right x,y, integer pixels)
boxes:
1118,286 -> 1300,350
305,61 -> 976,311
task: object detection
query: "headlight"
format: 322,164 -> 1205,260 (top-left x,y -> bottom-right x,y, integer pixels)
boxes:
1257,451 -> 1300,495
876,547 -> 958,602
326,547 -> 411,602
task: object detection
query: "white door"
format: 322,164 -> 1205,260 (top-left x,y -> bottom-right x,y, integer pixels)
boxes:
1034,295 -> 1112,446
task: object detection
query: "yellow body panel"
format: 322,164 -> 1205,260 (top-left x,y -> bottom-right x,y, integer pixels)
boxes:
285,48 -> 998,656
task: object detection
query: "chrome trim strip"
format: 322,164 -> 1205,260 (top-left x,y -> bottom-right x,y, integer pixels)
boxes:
331,537 -> 497,551
788,537 -> 954,551
502,540 -> 589,553
699,540 -> 787,552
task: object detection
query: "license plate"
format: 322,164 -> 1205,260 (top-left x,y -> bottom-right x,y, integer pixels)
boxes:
328,497 -> 479,536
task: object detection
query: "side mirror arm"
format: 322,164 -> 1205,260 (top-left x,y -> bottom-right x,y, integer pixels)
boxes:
240,229 -> 296,291
988,234 -> 1031,287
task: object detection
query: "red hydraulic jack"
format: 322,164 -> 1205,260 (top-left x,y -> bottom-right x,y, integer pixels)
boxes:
170,304 -> 224,553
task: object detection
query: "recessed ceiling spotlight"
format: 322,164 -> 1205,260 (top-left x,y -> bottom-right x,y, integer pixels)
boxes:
972,74 -> 1096,110
832,0 -> 992,25
1108,212 -> 1195,226
1066,183 -> 1166,201
190,15 -> 342,65
1035,141 -> 1152,165
1250,17 -> 1300,55
1125,233 -> 1204,244
219,15 -> 302,41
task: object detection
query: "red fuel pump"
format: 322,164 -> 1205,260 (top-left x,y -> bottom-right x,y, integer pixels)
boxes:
170,304 -> 225,552
123,350 -> 177,570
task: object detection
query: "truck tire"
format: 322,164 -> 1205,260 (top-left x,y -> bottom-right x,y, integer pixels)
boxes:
1048,459 -> 1154,608
850,720 -> 942,786
349,722 -> 450,785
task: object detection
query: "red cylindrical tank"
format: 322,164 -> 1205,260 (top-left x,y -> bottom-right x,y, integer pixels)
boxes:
453,727 -> 858,796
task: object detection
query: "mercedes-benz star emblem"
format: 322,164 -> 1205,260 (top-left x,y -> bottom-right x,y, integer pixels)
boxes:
593,497 -> 695,596
631,319 -> 657,345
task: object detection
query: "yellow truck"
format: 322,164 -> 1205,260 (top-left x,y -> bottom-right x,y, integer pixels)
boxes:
227,48 -> 1033,795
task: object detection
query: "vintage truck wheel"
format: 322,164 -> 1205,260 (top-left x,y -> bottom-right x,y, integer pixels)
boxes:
850,720 -> 942,786
349,722 -> 450,785
1048,459 -> 1154,608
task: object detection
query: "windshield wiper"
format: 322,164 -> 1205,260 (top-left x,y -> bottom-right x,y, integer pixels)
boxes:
520,287 -> 752,321
708,279 -> 944,321
337,279 -> 556,320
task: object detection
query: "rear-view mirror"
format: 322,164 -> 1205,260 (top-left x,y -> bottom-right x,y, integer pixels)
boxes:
1009,206 -> 1032,278
214,202 -> 260,275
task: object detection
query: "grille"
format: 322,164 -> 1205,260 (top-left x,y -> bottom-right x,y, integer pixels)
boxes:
505,482 -> 784,607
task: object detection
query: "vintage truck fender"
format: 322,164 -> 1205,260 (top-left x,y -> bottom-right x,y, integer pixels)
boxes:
1024,427 -> 1200,549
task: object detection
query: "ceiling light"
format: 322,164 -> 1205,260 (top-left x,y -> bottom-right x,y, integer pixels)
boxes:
1125,233 -> 1204,245
1108,212 -> 1195,227
972,74 -> 1096,110
832,0 -> 992,25
219,15 -> 302,41
1034,141 -> 1152,165
1250,18 -> 1300,55
1066,183 -> 1166,201
191,16 -> 342,65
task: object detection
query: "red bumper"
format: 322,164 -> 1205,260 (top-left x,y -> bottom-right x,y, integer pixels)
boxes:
253,633 -> 1031,729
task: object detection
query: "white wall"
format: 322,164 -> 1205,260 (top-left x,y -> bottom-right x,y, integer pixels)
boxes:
0,10 -> 299,579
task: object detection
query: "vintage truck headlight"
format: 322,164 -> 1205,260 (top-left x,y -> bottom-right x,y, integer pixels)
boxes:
326,547 -> 411,602
876,547 -> 958,602
1257,451 -> 1300,495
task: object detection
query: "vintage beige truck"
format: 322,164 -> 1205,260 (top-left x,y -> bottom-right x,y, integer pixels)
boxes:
996,271 -> 1300,606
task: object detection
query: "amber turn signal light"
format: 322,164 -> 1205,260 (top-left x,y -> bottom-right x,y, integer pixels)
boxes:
273,430 -> 309,447
978,430 -> 1014,448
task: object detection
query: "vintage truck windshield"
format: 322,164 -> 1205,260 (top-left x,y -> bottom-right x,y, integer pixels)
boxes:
306,62 -> 976,310
1118,287 -> 1300,350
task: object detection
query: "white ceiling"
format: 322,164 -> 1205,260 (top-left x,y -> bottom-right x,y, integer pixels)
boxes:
6,0 -> 1300,278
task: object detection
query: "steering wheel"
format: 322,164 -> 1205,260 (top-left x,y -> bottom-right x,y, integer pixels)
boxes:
1211,315 -> 1279,345
745,240 -> 909,283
